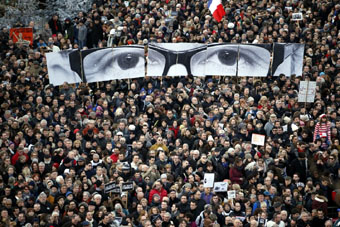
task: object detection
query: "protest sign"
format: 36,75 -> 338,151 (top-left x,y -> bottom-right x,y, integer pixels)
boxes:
203,173 -> 215,188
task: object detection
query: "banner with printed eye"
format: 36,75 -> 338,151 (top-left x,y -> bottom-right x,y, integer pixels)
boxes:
147,43 -> 207,77
272,43 -> 305,77
205,43 -> 238,76
47,50 -> 83,86
81,45 -> 145,83
237,44 -> 272,77
46,43 -> 304,86
112,45 -> 145,79
81,47 -> 114,83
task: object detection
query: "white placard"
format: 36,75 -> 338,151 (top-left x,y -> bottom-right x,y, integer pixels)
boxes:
291,124 -> 299,132
228,190 -> 236,199
291,13 -> 303,21
214,182 -> 228,192
298,81 -> 316,103
251,134 -> 265,146
203,173 -> 215,188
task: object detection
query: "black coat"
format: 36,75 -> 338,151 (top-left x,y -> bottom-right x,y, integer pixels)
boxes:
91,23 -> 103,47
48,19 -> 63,35
289,158 -> 308,181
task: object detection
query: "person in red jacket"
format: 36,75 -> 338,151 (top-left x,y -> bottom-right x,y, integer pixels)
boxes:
229,158 -> 244,185
313,114 -> 331,143
11,147 -> 29,165
148,180 -> 168,204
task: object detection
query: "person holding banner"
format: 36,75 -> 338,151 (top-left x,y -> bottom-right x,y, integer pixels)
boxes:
1,0 -> 340,226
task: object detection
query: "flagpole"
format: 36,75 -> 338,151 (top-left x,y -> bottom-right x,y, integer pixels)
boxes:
236,45 -> 240,84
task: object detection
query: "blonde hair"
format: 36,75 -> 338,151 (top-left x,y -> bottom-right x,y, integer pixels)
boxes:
259,96 -> 268,105
115,108 -> 124,116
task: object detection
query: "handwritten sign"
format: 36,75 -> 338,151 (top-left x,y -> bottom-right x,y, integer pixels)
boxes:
251,134 -> 265,146
298,81 -> 316,103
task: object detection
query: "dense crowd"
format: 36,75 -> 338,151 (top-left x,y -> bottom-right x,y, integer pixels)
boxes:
0,0 -> 340,226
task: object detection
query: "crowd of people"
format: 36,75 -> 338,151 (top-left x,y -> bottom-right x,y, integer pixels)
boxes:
0,0 -> 340,226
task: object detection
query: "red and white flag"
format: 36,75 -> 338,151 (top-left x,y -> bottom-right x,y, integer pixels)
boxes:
208,0 -> 226,22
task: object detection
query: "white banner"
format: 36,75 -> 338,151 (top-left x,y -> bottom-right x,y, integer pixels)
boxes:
46,50 -> 82,86
147,43 -> 206,77
46,43 -> 304,85
273,43 -> 305,77
82,46 -> 145,83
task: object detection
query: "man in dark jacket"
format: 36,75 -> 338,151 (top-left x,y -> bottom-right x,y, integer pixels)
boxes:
90,17 -> 103,48
37,192 -> 52,214
48,14 -> 63,35
296,211 -> 310,227
289,152 -> 308,181
192,190 -> 206,213
63,18 -> 74,42
311,208 -> 328,226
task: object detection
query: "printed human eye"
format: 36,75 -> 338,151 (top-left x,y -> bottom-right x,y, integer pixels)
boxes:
203,44 -> 239,76
116,53 -> 139,70
83,47 -> 145,82
83,48 -> 114,82
112,47 -> 145,78
211,49 -> 238,66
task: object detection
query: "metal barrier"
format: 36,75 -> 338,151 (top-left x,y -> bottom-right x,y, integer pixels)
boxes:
328,206 -> 339,218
